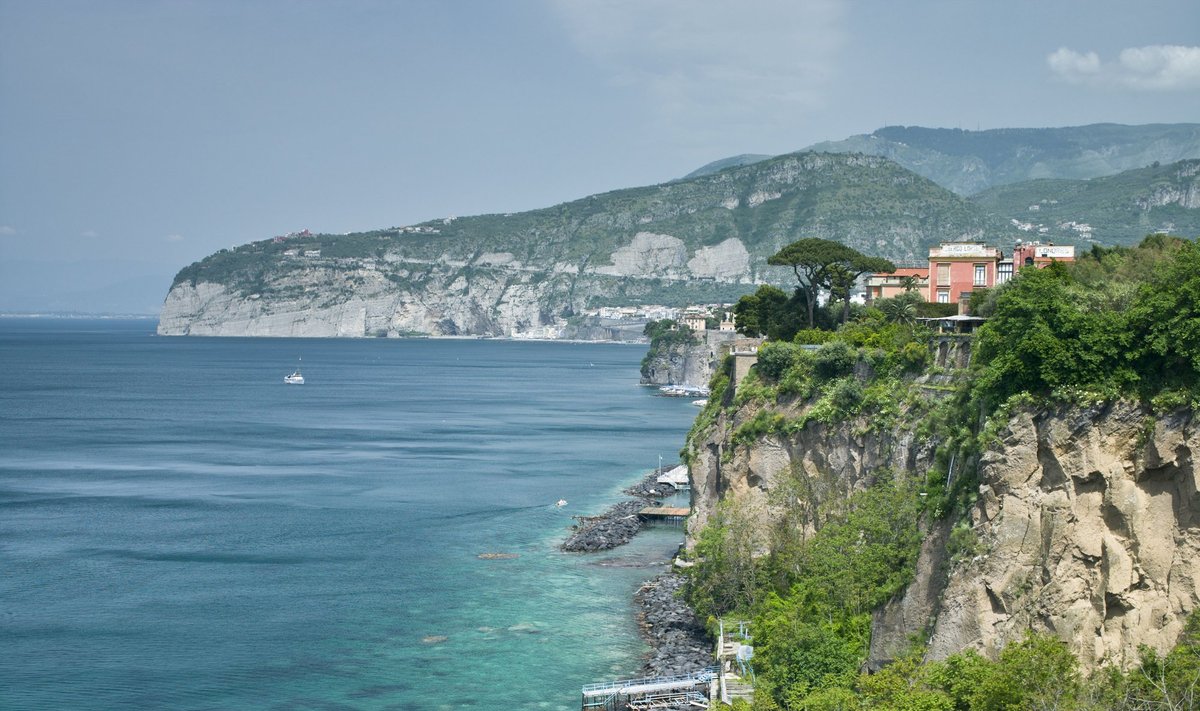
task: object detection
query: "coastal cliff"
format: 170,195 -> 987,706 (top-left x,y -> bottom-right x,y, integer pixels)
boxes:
158,152 -> 1004,337
640,330 -> 738,387
924,402 -> 1199,669
685,354 -> 1199,670
676,236 -> 1200,706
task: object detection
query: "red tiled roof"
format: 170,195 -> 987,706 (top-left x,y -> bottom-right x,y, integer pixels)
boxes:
887,267 -> 929,277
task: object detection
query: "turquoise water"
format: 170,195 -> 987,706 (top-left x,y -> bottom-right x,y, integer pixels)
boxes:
0,320 -> 698,710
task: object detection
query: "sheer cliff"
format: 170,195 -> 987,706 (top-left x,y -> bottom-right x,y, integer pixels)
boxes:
684,369 -> 1198,672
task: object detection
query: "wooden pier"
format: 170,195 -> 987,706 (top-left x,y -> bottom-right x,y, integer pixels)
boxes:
638,506 -> 690,526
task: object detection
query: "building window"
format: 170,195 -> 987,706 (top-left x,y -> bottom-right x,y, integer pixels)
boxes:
937,289 -> 949,304
937,263 -> 951,286
974,263 -> 987,286
997,262 -> 1013,284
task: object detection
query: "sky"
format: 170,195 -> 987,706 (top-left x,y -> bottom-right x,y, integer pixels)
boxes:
1,0 -> 1198,313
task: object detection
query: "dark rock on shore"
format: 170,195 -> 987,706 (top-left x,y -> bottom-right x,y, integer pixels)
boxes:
562,468 -> 678,552
561,500 -> 647,552
623,468 -> 673,498
634,573 -> 712,677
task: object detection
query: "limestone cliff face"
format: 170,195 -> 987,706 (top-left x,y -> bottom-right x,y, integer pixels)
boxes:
926,403 -> 1198,669
687,391 -> 1199,671
685,396 -> 936,548
640,331 -> 739,387
158,241 -> 756,338
1135,160 -> 1200,210
158,261 -> 569,337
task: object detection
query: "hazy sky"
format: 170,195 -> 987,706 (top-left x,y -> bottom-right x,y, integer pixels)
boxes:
2,0 -> 1198,312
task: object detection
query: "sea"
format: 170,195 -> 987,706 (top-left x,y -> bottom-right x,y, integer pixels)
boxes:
0,319 -> 699,710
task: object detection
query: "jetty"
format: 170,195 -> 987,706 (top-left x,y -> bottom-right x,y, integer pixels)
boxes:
579,619 -> 753,709
638,506 -> 689,526
581,668 -> 716,710
655,464 -> 691,492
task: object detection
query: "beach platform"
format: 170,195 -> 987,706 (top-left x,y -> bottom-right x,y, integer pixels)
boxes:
638,506 -> 689,526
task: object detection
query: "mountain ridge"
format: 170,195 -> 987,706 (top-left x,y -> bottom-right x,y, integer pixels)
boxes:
159,151 -> 1003,337
159,123 -> 1200,338
682,122 -> 1200,195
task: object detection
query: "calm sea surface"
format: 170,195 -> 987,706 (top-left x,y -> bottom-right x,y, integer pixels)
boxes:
0,319 -> 698,710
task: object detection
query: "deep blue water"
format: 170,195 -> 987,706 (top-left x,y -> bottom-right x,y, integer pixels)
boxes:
0,319 -> 698,710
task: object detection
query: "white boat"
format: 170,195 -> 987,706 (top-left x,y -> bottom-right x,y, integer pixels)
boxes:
284,359 -> 304,384
659,384 -> 710,398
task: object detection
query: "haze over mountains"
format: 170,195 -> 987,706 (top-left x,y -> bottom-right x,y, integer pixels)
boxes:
155,123 -> 1200,338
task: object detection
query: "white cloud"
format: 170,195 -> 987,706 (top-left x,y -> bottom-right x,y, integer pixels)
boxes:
0,225 -> 16,236
1048,45 -> 1200,91
81,229 -> 99,238
165,234 -> 185,242
1047,48 -> 1100,78
548,0 -> 846,143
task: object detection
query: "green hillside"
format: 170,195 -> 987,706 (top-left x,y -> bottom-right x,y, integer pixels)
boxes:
804,123 -> 1200,195
970,159 -> 1200,246
172,151 -> 1007,301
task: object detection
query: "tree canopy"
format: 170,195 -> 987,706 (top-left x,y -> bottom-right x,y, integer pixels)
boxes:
973,235 -> 1200,409
767,238 -> 895,328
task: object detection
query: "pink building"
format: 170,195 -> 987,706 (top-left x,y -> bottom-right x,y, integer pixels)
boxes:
927,243 -> 1002,304
865,241 -> 1077,309
1011,241 -> 1076,270
865,266 -> 930,303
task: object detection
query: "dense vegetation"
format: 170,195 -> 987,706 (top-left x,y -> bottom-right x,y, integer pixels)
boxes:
973,234 -> 1200,410
682,235 -> 1200,709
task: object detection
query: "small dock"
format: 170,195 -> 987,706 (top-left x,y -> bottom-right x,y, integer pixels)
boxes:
655,464 -> 691,493
638,507 -> 690,526
582,668 -> 716,710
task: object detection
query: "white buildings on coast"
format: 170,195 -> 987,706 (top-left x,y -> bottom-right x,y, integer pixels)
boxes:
509,303 -> 739,341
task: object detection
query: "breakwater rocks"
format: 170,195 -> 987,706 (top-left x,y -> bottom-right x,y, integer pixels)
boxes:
561,469 -> 673,552
635,573 -> 711,677
561,500 -> 647,552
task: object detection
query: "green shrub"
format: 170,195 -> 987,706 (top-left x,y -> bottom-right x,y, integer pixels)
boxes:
814,341 -> 858,381
897,340 -> 931,373
732,409 -> 787,447
756,341 -> 807,381
792,328 -> 833,345
778,352 -> 817,399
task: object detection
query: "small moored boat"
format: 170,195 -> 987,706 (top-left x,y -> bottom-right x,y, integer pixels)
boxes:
284,359 -> 304,384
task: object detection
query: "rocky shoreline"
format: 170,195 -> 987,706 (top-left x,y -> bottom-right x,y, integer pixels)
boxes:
562,468 -> 714,686
634,572 -> 712,677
